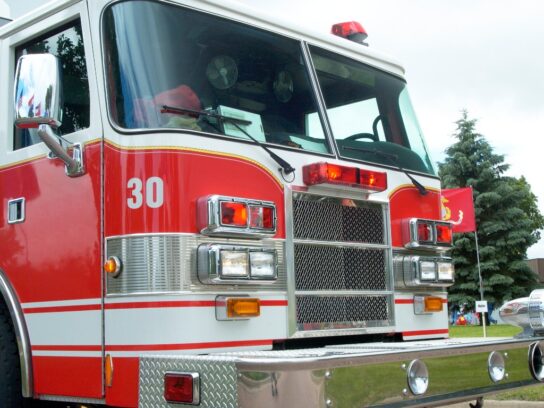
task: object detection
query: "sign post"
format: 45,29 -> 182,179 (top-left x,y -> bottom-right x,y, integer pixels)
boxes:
475,300 -> 488,338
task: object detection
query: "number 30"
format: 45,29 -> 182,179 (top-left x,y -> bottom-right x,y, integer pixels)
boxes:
127,177 -> 164,209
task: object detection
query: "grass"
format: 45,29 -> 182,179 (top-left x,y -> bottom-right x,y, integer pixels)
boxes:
449,324 -> 544,401
449,324 -> 522,338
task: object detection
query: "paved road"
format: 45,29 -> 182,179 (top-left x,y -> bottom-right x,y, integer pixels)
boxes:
446,400 -> 542,407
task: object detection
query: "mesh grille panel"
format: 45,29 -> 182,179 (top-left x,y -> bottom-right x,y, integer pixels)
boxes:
291,193 -> 392,334
296,296 -> 389,324
294,244 -> 386,290
293,196 -> 384,243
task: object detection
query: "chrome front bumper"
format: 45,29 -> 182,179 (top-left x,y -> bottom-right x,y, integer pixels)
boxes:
139,337 -> 543,408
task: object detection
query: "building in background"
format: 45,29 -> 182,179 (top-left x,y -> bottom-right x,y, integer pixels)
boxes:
528,258 -> 544,283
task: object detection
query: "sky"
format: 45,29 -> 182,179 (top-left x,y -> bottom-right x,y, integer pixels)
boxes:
5,0 -> 544,258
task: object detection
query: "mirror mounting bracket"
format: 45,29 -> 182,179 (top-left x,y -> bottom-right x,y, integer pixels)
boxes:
37,124 -> 85,177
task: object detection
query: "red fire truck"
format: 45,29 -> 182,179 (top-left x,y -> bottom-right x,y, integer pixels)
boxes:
1,0 -> 543,407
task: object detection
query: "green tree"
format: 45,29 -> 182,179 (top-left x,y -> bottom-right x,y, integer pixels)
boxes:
439,111 -> 544,306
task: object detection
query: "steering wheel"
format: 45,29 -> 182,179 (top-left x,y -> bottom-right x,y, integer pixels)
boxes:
344,132 -> 378,142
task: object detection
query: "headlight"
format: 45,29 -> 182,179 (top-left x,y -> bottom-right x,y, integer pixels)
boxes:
437,262 -> 455,281
249,251 -> 277,279
198,244 -> 278,284
400,256 -> 455,287
220,251 -> 249,278
419,261 -> 437,281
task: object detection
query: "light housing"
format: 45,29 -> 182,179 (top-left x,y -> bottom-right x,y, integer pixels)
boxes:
406,359 -> 429,395
197,195 -> 276,238
398,256 -> 455,287
331,21 -> 368,45
164,372 -> 200,405
529,341 -> 544,382
198,244 -> 277,284
487,351 -> 506,383
404,218 -> 453,250
414,295 -> 444,314
303,162 -> 387,192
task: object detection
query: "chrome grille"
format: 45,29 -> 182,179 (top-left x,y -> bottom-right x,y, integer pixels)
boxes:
296,295 -> 389,324
294,245 -> 386,290
290,192 -> 393,336
293,197 -> 384,243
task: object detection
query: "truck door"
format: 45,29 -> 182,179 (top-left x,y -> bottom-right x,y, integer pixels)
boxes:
0,3 -> 104,400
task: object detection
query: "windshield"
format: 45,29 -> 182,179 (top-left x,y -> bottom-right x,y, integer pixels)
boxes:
103,1 -> 435,175
103,1 -> 330,154
309,46 -> 435,175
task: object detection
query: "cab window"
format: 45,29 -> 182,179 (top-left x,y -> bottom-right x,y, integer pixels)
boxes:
14,20 -> 90,150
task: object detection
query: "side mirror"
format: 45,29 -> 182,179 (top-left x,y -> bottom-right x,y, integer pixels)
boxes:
14,54 -> 84,177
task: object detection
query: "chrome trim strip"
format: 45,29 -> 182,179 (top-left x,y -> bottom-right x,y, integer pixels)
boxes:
0,268 -> 33,397
234,337 -> 542,371
293,239 -> 389,250
284,187 -> 298,336
40,394 -> 105,404
295,290 -> 394,296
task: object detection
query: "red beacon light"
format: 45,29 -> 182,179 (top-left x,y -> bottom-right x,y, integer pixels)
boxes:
332,21 -> 368,45
303,162 -> 387,192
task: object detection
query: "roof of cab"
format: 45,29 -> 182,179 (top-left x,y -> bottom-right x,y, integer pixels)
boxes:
0,0 -> 406,78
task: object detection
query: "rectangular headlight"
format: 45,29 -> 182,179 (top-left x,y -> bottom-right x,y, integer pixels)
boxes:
438,262 -> 455,281
249,251 -> 276,279
419,261 -> 437,281
220,251 -> 249,278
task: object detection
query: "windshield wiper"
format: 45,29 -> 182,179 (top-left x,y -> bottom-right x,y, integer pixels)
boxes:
161,105 -> 295,175
343,145 -> 428,195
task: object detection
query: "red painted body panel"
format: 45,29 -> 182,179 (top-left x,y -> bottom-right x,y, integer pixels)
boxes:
0,142 -> 103,398
0,143 -> 102,303
33,356 -> 103,398
106,358 -> 140,408
104,143 -> 285,238
389,186 -> 442,248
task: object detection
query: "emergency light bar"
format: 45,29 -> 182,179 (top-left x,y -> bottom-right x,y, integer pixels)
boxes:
331,21 -> 368,45
303,162 -> 387,192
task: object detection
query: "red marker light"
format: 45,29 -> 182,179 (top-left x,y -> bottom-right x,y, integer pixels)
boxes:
331,21 -> 368,44
262,206 -> 274,229
417,221 -> 432,242
332,21 -> 367,38
220,201 -> 248,227
303,162 -> 387,192
436,223 -> 453,244
249,205 -> 275,230
164,373 -> 199,404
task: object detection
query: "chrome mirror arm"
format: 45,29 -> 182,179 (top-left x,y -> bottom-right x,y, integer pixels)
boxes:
37,124 -> 85,177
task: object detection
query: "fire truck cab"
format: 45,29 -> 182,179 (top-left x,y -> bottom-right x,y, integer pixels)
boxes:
1,0 -> 543,407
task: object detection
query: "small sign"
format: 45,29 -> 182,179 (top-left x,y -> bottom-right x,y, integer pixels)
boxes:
475,301 -> 488,313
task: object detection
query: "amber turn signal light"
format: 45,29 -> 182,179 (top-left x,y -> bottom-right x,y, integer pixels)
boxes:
226,298 -> 261,318
104,256 -> 122,278
424,296 -> 444,312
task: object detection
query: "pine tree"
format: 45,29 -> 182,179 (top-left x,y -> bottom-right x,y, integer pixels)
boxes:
439,111 -> 544,306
